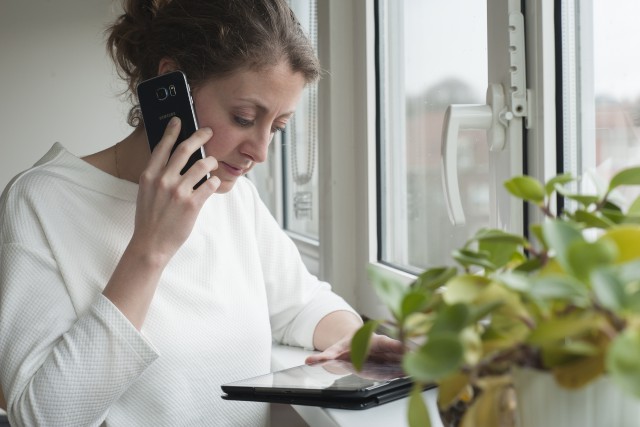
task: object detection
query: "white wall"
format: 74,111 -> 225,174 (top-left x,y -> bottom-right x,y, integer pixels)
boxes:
0,0 -> 130,189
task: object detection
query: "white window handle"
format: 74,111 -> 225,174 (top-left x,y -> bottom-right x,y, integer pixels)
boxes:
441,84 -> 508,225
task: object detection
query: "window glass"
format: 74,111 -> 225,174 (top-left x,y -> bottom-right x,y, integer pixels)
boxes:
564,0 -> 640,205
249,0 -> 319,240
283,0 -> 320,239
378,0 -> 489,272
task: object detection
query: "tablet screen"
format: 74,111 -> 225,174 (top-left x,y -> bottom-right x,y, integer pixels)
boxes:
222,359 -> 409,393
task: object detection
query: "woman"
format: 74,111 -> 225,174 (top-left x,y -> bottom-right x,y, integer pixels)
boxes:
0,0 -> 401,425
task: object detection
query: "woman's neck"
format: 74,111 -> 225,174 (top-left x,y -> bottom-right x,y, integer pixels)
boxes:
82,126 -> 150,183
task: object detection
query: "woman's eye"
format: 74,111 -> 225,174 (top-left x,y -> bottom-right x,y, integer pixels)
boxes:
234,116 -> 254,127
271,125 -> 286,134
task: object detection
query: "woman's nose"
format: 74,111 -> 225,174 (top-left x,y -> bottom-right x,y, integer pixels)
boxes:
242,128 -> 273,163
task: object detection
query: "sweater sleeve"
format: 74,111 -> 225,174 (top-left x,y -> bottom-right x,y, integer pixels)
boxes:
0,190 -> 158,426
247,181 -> 359,350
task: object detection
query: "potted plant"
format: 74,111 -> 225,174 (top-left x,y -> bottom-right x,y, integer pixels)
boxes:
350,167 -> 640,427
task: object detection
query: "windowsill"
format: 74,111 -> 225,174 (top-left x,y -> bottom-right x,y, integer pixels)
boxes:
271,344 -> 444,427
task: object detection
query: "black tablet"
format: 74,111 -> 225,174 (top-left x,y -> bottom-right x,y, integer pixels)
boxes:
221,359 -> 433,410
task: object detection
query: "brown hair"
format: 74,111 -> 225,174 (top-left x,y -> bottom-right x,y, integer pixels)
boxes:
106,0 -> 320,126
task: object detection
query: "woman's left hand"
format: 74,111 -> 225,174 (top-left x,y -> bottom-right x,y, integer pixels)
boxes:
305,332 -> 405,365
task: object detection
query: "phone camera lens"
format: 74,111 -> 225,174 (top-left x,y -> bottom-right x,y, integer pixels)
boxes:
155,87 -> 169,101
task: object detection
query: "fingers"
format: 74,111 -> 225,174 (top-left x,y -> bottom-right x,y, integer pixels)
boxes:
165,126 -> 213,177
305,347 -> 350,365
179,151 -> 217,183
187,157 -> 221,199
145,116 -> 217,191
145,116 -> 183,175
305,334 -> 405,366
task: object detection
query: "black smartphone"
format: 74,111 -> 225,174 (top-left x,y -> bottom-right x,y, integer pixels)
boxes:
137,70 -> 208,188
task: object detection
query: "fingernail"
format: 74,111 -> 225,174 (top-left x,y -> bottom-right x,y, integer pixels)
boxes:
212,176 -> 221,188
169,116 -> 180,126
202,127 -> 213,135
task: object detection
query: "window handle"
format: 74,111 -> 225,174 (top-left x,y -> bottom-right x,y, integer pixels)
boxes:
441,84 -> 508,225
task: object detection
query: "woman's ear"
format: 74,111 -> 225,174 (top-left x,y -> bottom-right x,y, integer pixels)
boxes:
157,57 -> 179,75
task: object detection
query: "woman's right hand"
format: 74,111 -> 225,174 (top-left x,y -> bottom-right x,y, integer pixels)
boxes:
131,116 -> 220,266
103,117 -> 220,328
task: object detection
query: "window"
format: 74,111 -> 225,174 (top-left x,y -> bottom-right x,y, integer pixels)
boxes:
561,0 -> 640,206
253,0 -> 629,319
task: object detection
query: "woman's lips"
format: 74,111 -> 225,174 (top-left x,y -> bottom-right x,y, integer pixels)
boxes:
220,161 -> 247,177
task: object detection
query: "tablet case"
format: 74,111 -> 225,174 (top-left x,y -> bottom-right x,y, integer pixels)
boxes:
221,359 -> 434,410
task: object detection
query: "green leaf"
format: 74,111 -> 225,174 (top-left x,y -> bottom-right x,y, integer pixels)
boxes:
452,249 -> 497,270
628,196 -> 640,216
545,173 -> 575,196
369,267 -> 406,319
603,200 -> 623,213
504,176 -> 546,204
608,166 -> 640,192
542,220 -> 584,274
591,268 -> 625,312
528,274 -> 589,304
620,214 -> 640,225
349,320 -> 379,371
617,260 -> 640,283
529,224 -> 546,249
403,333 -> 465,382
561,193 -> 601,208
601,208 -> 626,225
412,267 -> 457,292
401,292 -> 430,320
514,257 -> 543,273
496,271 -> 531,293
566,238 -> 617,281
429,303 -> 470,335
625,293 -> 640,313
408,384 -> 432,427
477,238 -> 522,271
607,328 -> 640,398
471,228 -> 529,246
571,209 -> 615,229
468,300 -> 503,323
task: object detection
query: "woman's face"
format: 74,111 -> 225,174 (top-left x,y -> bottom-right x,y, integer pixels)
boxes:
192,61 -> 307,193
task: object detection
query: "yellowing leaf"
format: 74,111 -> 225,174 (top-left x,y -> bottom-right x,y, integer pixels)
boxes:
460,327 -> 483,365
527,314 -> 604,347
437,372 -> 471,410
460,379 -> 515,427
552,354 -> 605,389
442,275 -> 491,305
600,225 -> 640,264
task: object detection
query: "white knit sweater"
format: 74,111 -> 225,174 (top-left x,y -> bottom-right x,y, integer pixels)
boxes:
0,143 -> 356,426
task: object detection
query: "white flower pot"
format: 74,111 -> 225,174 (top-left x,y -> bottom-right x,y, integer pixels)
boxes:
512,368 -> 640,427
